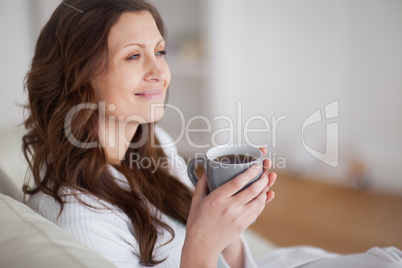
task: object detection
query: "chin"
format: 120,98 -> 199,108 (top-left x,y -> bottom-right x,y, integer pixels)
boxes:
147,107 -> 165,123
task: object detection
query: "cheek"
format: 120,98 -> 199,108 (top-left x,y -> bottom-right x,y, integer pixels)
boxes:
92,69 -> 138,104
149,105 -> 165,122
91,75 -> 104,102
91,72 -> 116,103
165,64 -> 171,86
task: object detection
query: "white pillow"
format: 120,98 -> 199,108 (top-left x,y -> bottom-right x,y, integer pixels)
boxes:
0,168 -> 21,201
0,193 -> 115,268
0,126 -> 30,201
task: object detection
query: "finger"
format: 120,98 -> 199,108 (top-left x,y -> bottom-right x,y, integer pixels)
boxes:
242,186 -> 268,222
259,147 -> 267,156
234,171 -> 269,205
268,172 -> 277,188
262,158 -> 272,174
266,190 -> 275,203
214,163 -> 263,198
192,170 -> 208,203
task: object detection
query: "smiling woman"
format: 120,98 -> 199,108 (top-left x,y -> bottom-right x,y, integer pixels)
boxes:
22,1 -> 274,267
23,1 -> 196,267
20,0 -> 402,268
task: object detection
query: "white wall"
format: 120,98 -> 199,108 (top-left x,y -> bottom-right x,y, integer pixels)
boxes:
0,1 -> 32,128
0,0 -> 60,130
346,0 -> 402,194
205,0 -> 402,194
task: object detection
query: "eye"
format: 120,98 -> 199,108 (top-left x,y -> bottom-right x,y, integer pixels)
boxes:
155,50 -> 167,57
127,54 -> 141,61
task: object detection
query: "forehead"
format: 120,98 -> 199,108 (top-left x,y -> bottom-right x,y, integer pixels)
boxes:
107,11 -> 162,52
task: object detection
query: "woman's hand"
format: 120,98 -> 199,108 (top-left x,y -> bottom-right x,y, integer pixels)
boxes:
221,148 -> 276,268
181,148 -> 277,267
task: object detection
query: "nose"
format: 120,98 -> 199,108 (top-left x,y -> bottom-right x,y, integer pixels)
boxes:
143,56 -> 167,82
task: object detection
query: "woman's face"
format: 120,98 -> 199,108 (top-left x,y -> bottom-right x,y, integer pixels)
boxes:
92,11 -> 170,125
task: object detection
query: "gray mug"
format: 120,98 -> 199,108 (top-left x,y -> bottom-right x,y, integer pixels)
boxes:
187,145 -> 263,193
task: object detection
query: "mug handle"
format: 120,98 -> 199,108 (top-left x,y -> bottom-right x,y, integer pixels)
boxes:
187,156 -> 206,186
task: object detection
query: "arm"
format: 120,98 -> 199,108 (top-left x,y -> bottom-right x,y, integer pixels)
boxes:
181,146 -> 277,268
222,171 -> 277,268
157,128 -> 277,267
182,164 -> 276,268
222,237 -> 245,268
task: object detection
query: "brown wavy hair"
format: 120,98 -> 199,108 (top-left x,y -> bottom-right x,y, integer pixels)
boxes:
22,0 -> 192,266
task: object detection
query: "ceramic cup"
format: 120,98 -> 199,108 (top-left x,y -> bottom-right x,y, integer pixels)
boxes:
187,145 -> 263,193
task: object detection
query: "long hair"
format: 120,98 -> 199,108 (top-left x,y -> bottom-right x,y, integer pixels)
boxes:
22,0 -> 193,266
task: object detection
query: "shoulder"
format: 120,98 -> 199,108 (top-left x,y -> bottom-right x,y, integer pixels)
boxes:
27,190 -> 139,266
27,189 -> 127,225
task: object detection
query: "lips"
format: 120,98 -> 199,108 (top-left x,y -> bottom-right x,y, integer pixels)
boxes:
134,88 -> 164,100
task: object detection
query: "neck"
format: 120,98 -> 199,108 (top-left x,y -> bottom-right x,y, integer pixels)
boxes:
99,117 -> 139,165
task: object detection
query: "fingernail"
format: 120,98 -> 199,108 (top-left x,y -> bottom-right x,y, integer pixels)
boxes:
252,163 -> 262,169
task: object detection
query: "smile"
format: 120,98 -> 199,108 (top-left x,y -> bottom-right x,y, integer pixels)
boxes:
134,88 -> 164,100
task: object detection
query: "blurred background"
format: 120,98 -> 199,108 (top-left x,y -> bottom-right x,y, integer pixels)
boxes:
1,0 -> 401,254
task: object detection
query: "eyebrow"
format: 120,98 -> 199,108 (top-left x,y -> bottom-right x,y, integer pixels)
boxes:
123,39 -> 165,49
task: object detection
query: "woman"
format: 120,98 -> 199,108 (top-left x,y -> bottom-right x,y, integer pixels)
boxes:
23,1 -> 275,267
24,1 -> 402,268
